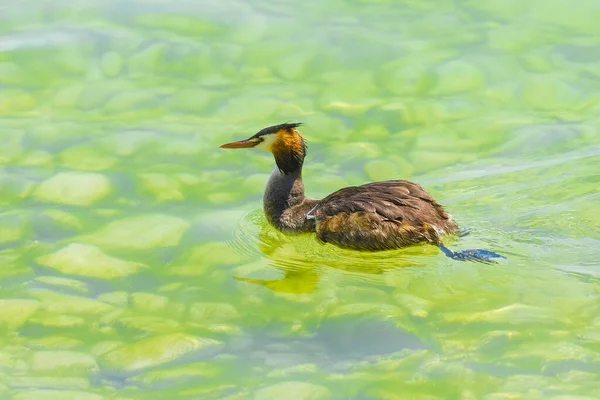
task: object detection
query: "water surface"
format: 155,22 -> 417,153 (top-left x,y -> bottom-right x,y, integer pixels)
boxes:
1,0 -> 600,399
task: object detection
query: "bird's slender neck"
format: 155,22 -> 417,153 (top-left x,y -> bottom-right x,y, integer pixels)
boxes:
261,130 -> 317,232
263,165 -> 306,227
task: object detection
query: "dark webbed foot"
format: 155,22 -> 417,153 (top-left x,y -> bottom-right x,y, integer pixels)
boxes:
439,245 -> 506,264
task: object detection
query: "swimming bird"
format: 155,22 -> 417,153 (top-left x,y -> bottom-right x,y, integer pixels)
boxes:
220,123 -> 504,263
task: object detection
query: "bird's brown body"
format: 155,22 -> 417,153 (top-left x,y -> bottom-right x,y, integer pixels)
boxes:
220,123 -> 459,252
311,180 -> 458,251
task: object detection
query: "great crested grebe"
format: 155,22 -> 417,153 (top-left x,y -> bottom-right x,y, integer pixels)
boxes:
221,123 -> 504,263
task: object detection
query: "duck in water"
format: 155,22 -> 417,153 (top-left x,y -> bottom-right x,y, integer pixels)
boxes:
220,123 -> 504,263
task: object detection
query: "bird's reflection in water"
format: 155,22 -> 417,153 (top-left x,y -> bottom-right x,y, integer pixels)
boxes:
231,210 -> 439,294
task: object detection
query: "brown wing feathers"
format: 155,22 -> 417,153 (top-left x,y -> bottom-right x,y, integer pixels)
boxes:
312,180 -> 458,251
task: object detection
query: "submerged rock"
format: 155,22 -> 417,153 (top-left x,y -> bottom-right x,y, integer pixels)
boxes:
138,173 -> 184,202
13,390 -> 104,400
96,292 -> 129,308
33,172 -> 112,206
0,212 -> 30,244
253,381 -> 331,400
42,209 -> 83,231
445,303 -> 568,326
188,302 -> 241,324
168,242 -> 248,277
98,333 -> 223,375
0,299 -> 40,329
130,292 -> 167,311
33,276 -> 90,294
59,146 -> 118,171
28,336 -> 83,350
100,51 -> 124,78
30,351 -> 98,374
29,290 -> 114,316
433,59 -> 485,95
26,314 -> 86,329
9,377 -> 89,391
36,243 -> 147,279
77,214 -> 190,250
126,361 -> 222,389
117,316 -> 181,334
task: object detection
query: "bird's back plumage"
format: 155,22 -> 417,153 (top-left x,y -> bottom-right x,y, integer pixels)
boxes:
311,180 -> 458,251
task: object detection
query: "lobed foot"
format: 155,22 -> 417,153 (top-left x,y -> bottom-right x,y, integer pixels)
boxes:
439,245 -> 506,264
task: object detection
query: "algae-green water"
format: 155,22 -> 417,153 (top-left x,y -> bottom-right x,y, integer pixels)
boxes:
1,0 -> 600,399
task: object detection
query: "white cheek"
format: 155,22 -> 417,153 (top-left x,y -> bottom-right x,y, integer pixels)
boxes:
254,134 -> 277,152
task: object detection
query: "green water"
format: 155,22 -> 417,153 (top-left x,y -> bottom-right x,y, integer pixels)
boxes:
1,0 -> 600,399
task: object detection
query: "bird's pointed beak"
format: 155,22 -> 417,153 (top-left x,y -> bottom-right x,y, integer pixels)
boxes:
219,138 -> 257,149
